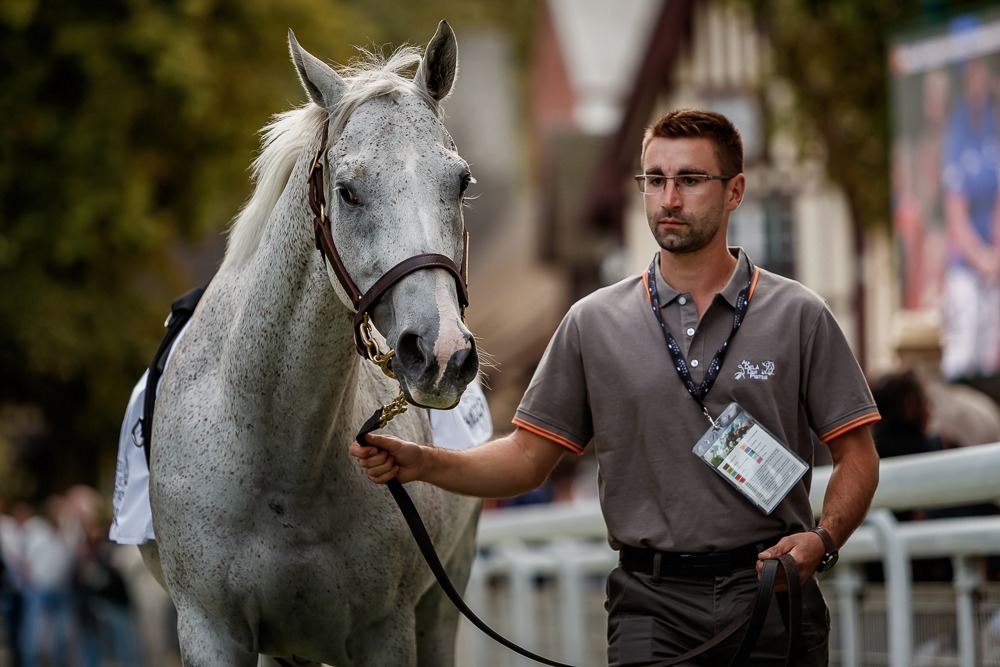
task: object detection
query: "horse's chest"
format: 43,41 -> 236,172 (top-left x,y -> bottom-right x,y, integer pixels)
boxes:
179,487 -> 421,592
220,523 -> 423,634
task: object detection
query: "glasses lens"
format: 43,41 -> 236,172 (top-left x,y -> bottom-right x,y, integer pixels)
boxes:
638,175 -> 665,195
676,175 -> 708,193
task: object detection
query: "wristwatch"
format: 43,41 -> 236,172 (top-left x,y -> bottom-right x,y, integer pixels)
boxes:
809,526 -> 839,572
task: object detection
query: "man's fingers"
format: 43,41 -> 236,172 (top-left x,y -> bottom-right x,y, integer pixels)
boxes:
364,456 -> 399,483
363,432 -> 399,451
369,466 -> 400,484
349,433 -> 416,485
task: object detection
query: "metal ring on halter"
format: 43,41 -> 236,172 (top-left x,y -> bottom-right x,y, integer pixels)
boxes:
356,313 -> 397,379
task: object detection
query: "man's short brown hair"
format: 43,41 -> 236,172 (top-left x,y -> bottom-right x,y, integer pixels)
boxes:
641,109 -> 744,176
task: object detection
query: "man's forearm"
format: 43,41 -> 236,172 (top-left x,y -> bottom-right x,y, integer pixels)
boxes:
819,426 -> 880,546
420,429 -> 566,499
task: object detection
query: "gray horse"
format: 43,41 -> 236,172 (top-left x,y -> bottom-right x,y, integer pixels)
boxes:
140,22 -> 481,667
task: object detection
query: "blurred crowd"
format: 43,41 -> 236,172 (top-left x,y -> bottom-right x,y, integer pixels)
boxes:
0,485 -> 142,667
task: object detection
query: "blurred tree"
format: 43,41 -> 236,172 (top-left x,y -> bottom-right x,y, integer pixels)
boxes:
741,0 -> 983,232
0,0 -> 532,497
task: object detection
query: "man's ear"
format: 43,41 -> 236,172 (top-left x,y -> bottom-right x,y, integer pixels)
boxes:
726,174 -> 746,211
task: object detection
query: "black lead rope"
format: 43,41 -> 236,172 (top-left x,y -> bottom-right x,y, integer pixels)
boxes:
357,410 -> 802,667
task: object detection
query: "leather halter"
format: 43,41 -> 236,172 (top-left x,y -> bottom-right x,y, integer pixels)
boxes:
307,120 -> 470,358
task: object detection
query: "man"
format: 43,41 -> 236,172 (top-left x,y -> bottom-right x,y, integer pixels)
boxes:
351,109 -> 880,665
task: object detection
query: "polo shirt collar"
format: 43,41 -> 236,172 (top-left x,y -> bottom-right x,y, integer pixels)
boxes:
653,247 -> 753,308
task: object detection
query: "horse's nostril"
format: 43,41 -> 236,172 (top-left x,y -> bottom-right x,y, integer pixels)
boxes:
396,332 -> 429,374
456,341 -> 479,385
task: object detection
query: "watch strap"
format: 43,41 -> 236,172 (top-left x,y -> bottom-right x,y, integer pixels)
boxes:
809,526 -> 836,555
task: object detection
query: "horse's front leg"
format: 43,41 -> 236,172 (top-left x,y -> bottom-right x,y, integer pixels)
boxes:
175,601 -> 258,667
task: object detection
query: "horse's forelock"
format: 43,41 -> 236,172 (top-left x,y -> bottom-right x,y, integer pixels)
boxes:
221,44 -> 440,272
330,45 -> 439,134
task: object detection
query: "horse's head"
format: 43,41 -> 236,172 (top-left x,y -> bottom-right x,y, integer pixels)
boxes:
289,22 -> 479,409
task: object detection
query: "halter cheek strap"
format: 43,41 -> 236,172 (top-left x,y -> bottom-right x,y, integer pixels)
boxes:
306,121 -> 470,358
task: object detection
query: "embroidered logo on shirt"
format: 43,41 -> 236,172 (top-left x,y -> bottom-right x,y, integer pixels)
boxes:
734,360 -> 775,381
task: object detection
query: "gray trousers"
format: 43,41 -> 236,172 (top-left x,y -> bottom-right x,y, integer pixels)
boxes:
606,564 -> 830,666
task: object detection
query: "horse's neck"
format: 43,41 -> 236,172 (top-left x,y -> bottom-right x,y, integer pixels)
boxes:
215,155 -> 365,451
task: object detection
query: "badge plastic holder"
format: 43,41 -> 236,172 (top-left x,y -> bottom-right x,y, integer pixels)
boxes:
692,402 -> 808,515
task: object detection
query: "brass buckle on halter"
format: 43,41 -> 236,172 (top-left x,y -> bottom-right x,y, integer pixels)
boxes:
358,313 -> 397,380
308,147 -> 323,180
356,314 -> 408,428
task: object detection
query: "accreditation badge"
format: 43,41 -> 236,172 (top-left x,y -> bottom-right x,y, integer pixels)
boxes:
692,402 -> 808,514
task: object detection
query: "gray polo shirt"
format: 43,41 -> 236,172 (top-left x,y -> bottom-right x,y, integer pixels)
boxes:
513,249 -> 879,552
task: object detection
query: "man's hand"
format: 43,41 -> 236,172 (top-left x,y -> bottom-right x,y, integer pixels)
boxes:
349,433 -> 424,484
756,531 -> 827,588
349,427 -> 566,499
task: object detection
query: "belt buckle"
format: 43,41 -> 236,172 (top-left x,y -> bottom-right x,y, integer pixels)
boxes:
680,551 -> 731,572
678,553 -> 715,569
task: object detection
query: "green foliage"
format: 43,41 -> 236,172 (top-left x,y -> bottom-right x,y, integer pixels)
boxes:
0,0 -> 533,497
740,0 -> 984,228
737,0 -> 914,228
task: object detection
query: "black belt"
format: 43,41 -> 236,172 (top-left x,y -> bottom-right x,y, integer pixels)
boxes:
620,541 -> 767,576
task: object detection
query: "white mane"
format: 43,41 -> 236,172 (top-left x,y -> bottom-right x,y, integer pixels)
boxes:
221,45 -> 438,272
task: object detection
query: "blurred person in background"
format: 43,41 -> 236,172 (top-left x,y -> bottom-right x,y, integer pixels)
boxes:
65,485 -> 139,667
894,311 -> 1000,448
870,369 -> 942,462
940,26 -> 1000,381
17,495 -> 83,667
0,500 -> 28,667
1,503 -> 39,667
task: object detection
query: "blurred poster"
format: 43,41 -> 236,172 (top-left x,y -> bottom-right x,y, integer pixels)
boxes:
889,10 -> 1000,380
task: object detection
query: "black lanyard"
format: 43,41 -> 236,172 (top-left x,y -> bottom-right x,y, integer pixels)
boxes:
645,255 -> 754,423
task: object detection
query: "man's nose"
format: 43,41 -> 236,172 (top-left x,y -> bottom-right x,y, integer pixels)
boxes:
662,180 -> 684,207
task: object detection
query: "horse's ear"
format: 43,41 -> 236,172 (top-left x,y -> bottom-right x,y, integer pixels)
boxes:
288,29 -> 346,109
414,20 -> 458,103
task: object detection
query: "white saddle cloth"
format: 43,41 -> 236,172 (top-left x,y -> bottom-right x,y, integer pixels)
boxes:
109,323 -> 493,545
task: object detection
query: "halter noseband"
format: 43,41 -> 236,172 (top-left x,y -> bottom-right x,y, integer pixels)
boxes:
307,121 -> 470,366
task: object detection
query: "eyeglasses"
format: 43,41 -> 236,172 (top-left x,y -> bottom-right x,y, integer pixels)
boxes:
634,173 -> 734,196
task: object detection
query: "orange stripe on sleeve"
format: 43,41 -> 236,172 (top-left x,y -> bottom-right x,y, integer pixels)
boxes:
511,417 -> 585,455
819,411 -> 881,443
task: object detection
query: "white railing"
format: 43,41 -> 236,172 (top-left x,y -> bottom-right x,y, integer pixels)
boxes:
458,442 -> 1000,667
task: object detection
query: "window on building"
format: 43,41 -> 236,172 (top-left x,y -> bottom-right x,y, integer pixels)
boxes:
730,195 -> 795,278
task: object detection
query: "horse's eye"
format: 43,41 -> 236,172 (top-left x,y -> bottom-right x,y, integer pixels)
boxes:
460,174 -> 476,194
337,187 -> 361,207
